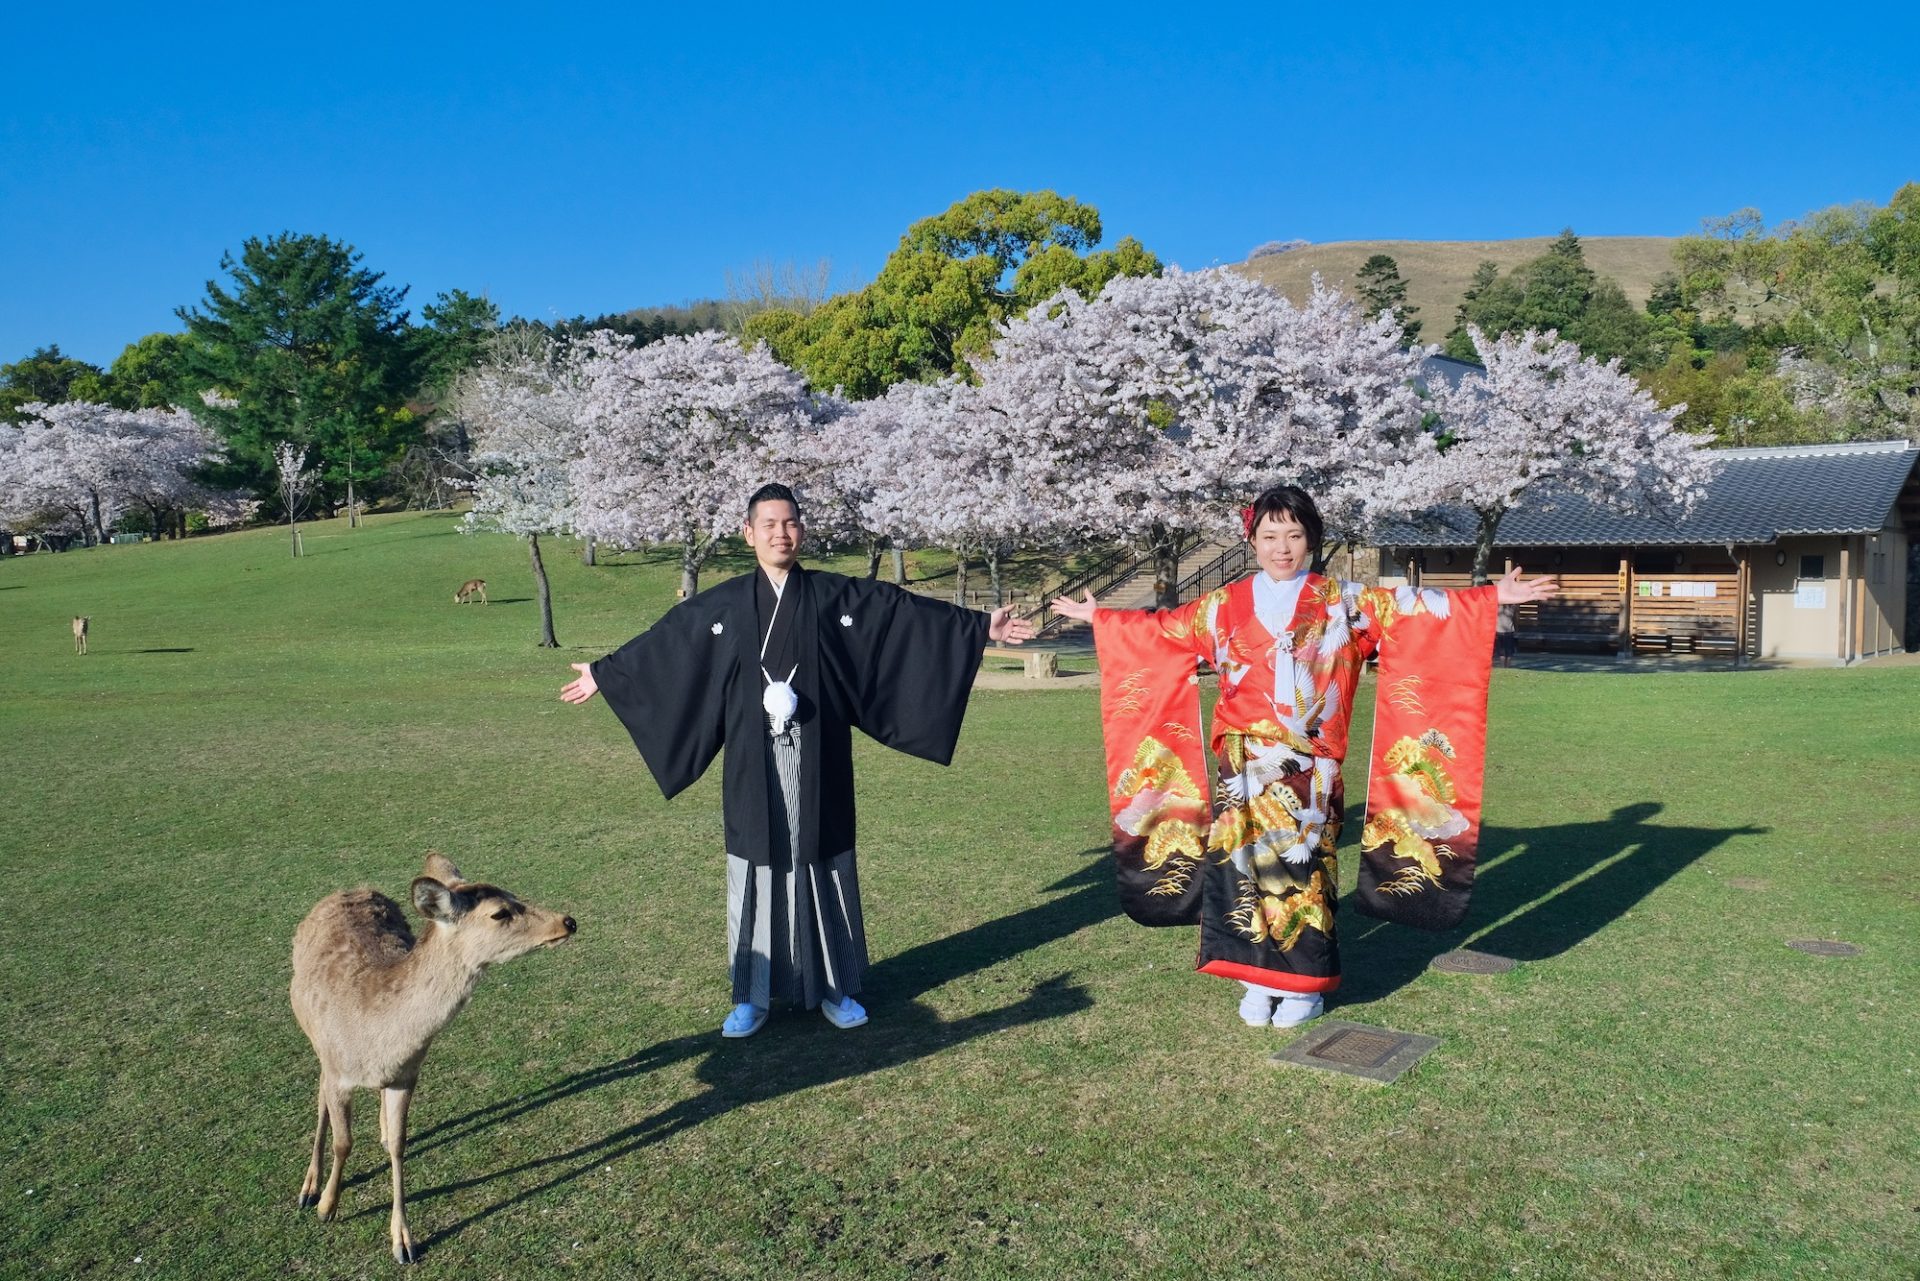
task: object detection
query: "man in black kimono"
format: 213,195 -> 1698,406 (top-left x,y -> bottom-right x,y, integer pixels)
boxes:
560,483 -> 1035,1038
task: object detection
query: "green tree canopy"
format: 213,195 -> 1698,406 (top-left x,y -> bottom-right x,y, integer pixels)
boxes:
746,189 -> 1161,398
178,232 -> 420,508
1445,230 -> 1650,368
413,289 -> 502,398
1355,253 -> 1421,343
106,332 -> 203,410
1674,187 -> 1920,434
0,345 -> 112,421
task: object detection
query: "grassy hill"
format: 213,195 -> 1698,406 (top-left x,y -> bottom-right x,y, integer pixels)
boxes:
3,513 -> 1917,1278
1236,236 -> 1682,333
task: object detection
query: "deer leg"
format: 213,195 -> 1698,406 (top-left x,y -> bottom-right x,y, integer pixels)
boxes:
382,1086 -> 418,1264
298,1082 -> 329,1208
314,1083 -> 352,1221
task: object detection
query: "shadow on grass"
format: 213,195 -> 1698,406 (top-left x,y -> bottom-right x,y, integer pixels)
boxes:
133,647 -> 194,654
372,851 -> 1115,1253
594,545 -> 764,576
1339,801 -> 1768,1005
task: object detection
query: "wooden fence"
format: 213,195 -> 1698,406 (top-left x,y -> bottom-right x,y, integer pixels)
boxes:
1411,565 -> 1745,657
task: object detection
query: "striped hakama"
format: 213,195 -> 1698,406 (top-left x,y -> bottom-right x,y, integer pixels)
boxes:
725,722 -> 868,1009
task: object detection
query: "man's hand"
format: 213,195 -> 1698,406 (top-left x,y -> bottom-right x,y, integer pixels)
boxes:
989,605 -> 1037,645
560,662 -> 600,704
1495,567 -> 1560,606
1049,589 -> 1097,623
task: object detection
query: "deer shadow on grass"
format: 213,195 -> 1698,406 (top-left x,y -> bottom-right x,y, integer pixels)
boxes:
351,851 -> 1117,1253
1337,801 -> 1768,1006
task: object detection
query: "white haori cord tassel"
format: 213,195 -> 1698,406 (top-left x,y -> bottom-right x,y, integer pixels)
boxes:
762,666 -> 799,737
758,575 -> 799,737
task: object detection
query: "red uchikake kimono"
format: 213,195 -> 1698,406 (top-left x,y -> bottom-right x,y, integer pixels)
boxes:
1092,574 -> 1498,995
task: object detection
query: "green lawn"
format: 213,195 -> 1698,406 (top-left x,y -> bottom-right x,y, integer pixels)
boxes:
2,513 -> 1915,1280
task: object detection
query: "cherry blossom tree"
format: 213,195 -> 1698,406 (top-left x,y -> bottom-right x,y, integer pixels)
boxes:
273,441 -> 319,558
1408,327 -> 1718,582
569,330 -> 838,599
452,326 -> 581,647
850,378 -> 1042,605
0,420 -> 89,546
0,402 -> 228,547
978,268 -> 1435,604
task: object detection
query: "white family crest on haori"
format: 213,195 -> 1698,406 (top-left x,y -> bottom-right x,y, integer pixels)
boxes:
840,614 -> 853,627
711,622 -> 725,635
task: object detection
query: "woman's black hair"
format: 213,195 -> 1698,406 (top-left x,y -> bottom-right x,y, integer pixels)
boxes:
1244,485 -> 1323,554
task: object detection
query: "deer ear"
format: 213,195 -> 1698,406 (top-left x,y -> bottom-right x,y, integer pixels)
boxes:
423,851 -> 466,885
412,877 -> 459,923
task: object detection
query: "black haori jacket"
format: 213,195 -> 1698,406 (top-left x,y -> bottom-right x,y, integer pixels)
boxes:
591,565 -> 991,867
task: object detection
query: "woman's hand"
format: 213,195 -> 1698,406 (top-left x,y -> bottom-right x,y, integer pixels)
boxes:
989,606 -> 1037,644
560,662 -> 600,704
1495,567 -> 1559,606
1049,589 -> 1097,624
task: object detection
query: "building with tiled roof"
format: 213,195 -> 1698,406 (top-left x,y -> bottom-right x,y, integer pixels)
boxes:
1377,439 -> 1920,662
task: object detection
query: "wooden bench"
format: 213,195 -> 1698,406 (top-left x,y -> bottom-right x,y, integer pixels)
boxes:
983,645 -> 1059,679
1631,628 -> 1738,656
1518,630 -> 1615,652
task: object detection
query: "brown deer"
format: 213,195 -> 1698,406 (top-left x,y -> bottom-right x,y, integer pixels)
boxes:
72,616 -> 89,654
453,578 -> 488,605
290,852 -> 575,1264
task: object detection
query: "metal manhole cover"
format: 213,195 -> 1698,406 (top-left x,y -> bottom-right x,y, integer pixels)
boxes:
1787,939 -> 1862,957
1429,949 -> 1517,975
1270,1020 -> 1440,1084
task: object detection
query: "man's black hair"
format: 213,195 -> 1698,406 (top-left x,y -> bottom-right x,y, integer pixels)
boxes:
745,482 -> 802,523
1246,484 -> 1324,554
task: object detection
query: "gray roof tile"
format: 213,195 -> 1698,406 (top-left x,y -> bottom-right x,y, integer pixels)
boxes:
1384,440 -> 1919,547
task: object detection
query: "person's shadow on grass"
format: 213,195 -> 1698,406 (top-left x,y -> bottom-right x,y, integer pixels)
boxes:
369,850 -> 1117,1254
1338,801 -> 1768,1005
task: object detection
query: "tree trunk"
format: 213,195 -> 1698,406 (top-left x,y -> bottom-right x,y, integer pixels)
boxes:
530,533 -> 558,647
680,543 -> 701,600
581,535 -> 596,567
987,545 -> 1004,607
866,539 -> 884,580
89,491 -> 107,546
1471,510 -> 1503,585
1150,523 -> 1180,609
289,516 -> 301,558
892,547 -> 907,584
953,552 -> 969,606
346,473 -> 358,529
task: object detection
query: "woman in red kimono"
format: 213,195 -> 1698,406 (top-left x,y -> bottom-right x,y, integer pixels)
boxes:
1053,486 -> 1556,1029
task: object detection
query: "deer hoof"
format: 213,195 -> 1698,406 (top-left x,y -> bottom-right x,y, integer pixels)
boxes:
392,1235 -> 419,1265
297,1191 -> 318,1209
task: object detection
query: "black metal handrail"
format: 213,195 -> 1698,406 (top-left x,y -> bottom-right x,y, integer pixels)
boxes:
1028,535 -> 1206,638
1175,540 -> 1254,600
1019,543 -> 1135,620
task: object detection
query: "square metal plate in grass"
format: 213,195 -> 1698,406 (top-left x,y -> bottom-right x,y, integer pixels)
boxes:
1429,949 -> 1517,975
1270,1020 -> 1440,1084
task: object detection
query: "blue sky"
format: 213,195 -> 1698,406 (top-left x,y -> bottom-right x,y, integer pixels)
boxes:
5,1 -> 1916,366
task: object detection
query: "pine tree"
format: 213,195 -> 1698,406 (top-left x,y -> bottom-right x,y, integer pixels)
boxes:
1355,254 -> 1422,344
179,233 -> 419,512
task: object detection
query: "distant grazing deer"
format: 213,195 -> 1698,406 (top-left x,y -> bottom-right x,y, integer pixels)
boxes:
72,616 -> 89,654
290,852 -> 576,1264
453,578 -> 488,605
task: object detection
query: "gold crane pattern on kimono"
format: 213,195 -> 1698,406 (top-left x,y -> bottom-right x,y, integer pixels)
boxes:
1127,575 -> 1453,952
1111,735 -> 1208,899
1093,572 -> 1501,975
1361,730 -> 1471,896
